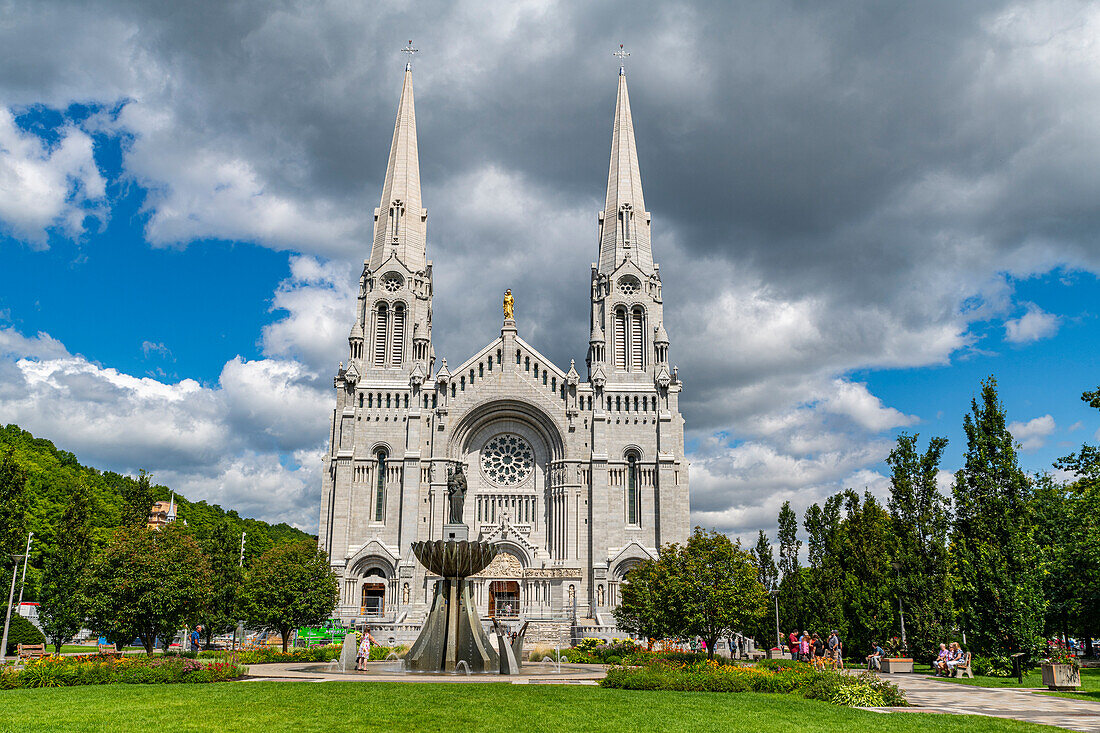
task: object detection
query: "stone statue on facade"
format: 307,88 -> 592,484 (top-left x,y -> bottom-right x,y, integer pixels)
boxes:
503,289 -> 514,320
447,464 -> 467,524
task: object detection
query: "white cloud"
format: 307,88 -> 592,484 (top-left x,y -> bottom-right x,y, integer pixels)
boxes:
1008,414 -> 1056,451
0,108 -> 106,246
0,324 -> 330,529
1004,303 -> 1061,344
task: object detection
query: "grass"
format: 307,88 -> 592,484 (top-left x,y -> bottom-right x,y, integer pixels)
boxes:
916,663 -> 1100,695
0,681 -> 1067,733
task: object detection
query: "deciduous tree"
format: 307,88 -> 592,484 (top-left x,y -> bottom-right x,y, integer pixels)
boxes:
119,469 -> 156,528
240,541 -> 338,652
82,525 -> 212,655
665,529 -> 768,659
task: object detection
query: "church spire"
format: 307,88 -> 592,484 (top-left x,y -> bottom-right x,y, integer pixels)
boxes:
369,59 -> 426,272
598,57 -> 652,274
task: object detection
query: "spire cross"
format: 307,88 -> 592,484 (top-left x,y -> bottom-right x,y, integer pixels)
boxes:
613,44 -> 629,74
402,40 -> 418,70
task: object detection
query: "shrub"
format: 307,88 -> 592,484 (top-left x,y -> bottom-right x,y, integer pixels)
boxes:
830,682 -> 885,708
600,660 -> 906,708
5,615 -> 45,656
756,658 -> 811,672
973,654 -> 1013,677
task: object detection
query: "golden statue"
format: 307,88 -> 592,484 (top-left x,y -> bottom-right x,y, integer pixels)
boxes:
503,289 -> 514,320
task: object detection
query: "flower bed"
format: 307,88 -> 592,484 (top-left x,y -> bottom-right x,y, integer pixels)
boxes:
600,659 -> 907,707
196,643 -> 406,665
0,654 -> 247,689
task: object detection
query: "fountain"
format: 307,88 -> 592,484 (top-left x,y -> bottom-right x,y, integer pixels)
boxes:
404,464 -> 513,673
404,537 -> 500,672
337,631 -> 358,672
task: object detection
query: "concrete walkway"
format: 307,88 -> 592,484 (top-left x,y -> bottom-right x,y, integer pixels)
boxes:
881,673 -> 1100,732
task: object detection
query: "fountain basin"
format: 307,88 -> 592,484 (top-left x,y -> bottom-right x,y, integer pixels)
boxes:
411,539 -> 497,577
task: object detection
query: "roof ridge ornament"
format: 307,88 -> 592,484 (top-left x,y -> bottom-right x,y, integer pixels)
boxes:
402,39 -> 418,71
613,43 -> 629,75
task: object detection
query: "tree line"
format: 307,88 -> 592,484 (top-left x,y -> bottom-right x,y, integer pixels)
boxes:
755,377 -> 1099,664
615,377 -> 1099,667
0,424 -> 336,653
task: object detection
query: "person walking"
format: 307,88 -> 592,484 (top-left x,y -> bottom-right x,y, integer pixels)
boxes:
799,631 -> 810,662
190,627 -> 201,653
788,630 -> 799,659
827,630 -> 839,664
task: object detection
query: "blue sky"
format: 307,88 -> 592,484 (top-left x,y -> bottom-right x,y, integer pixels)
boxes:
1,1 -> 1098,535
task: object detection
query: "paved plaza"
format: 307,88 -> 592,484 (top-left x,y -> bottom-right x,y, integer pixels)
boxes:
881,673 -> 1100,732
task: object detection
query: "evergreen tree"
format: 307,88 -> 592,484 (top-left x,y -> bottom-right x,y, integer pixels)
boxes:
951,377 -> 1045,659
836,491 -> 895,655
0,447 -> 30,577
749,530 -> 780,648
776,501 -> 802,636
750,530 -> 779,591
39,478 -> 94,653
119,469 -> 156,528
886,432 -> 952,660
802,495 -> 843,634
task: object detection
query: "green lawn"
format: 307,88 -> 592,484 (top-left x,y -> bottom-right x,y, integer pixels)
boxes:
916,663 -> 1100,694
0,681 -> 1067,733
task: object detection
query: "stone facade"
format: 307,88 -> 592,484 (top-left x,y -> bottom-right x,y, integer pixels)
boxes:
318,62 -> 689,632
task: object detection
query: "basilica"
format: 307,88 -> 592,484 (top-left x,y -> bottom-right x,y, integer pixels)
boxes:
318,57 -> 689,642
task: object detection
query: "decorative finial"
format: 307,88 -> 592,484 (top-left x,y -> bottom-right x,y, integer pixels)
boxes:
402,39 -> 418,71
613,44 -> 629,75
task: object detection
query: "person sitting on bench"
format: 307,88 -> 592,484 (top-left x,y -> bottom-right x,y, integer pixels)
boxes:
866,641 -> 884,671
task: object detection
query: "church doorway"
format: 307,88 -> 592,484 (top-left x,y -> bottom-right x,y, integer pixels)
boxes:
361,583 -> 385,616
488,581 -> 520,617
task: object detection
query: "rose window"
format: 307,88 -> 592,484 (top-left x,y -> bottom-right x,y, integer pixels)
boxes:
381,274 -> 403,292
480,434 -> 534,486
618,276 -> 640,295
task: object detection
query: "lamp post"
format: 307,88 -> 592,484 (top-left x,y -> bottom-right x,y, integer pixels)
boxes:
891,561 -> 906,649
769,588 -> 781,656
1,532 -> 33,663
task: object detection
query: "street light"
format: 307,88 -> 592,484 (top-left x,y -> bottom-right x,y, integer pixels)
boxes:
769,588 -> 781,657
890,561 -> 906,649
1,531 -> 33,663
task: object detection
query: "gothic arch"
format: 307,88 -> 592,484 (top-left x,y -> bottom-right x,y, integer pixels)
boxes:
447,398 -> 566,462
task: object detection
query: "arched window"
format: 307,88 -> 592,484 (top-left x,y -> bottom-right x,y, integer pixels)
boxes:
391,303 -> 406,365
626,452 -> 639,526
613,307 -> 627,370
630,306 -> 645,371
374,449 -> 387,522
373,304 -> 388,366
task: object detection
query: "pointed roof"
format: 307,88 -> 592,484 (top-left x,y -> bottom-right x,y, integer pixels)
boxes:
369,66 -> 427,272
598,68 -> 653,274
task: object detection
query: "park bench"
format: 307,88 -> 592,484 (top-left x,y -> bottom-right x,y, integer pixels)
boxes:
97,644 -> 122,657
953,651 -> 973,679
17,643 -> 48,661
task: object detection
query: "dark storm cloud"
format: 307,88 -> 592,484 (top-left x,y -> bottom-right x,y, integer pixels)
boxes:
2,0 -> 1099,536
